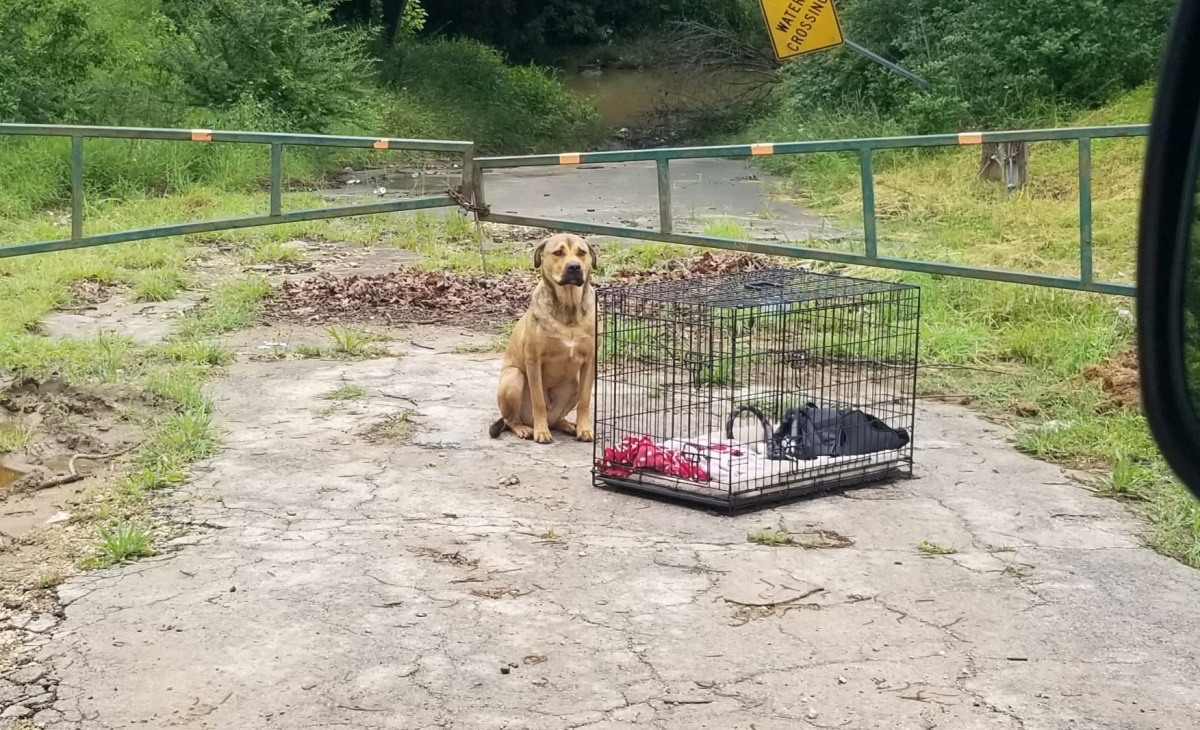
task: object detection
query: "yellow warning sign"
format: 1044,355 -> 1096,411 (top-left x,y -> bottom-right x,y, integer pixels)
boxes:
758,0 -> 845,60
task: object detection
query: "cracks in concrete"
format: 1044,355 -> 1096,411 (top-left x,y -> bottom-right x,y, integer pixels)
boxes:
20,349 -> 1200,730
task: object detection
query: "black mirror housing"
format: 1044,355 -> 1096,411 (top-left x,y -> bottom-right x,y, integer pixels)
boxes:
1137,0 -> 1200,498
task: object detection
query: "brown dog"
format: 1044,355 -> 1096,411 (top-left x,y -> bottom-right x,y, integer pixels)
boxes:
489,233 -> 598,444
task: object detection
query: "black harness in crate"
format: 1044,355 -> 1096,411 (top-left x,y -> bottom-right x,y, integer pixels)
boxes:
725,404 -> 910,461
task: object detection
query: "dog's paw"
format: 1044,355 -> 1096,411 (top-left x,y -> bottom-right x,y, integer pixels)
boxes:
552,418 -> 577,436
576,426 -> 594,442
511,424 -> 534,440
533,428 -> 554,444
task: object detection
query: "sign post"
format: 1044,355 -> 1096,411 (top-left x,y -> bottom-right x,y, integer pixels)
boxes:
757,0 -> 930,89
757,0 -> 846,60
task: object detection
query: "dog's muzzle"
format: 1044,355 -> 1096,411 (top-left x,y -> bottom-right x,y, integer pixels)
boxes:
559,264 -> 585,286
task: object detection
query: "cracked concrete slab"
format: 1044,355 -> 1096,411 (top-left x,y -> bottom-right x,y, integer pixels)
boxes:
23,332 -> 1200,729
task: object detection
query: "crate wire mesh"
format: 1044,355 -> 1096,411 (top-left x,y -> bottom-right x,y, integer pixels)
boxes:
592,268 -> 920,511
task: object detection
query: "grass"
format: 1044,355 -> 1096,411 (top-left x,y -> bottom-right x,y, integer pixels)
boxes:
748,528 -> 794,546
701,217 -> 750,240
322,384 -> 367,401
325,326 -> 387,358
1094,456 -> 1155,501
0,213 -> 260,571
917,540 -> 959,555
240,240 -> 304,266
83,520 -> 156,568
453,322 -> 514,354
742,85 -> 1200,568
364,410 -> 416,441
294,326 -> 391,360
0,83 -> 1195,575
0,420 -> 33,454
34,570 -> 65,589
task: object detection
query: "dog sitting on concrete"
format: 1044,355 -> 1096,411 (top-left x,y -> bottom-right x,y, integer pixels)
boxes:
489,233 -> 598,444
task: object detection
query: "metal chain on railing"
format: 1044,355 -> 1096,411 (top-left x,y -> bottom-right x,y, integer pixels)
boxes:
446,187 -> 490,217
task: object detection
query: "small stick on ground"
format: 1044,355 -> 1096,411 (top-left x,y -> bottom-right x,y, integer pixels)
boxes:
68,446 -> 135,476
723,587 -> 825,608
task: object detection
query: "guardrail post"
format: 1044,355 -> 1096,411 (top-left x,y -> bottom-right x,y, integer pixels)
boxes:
270,144 -> 283,217
859,148 -> 877,258
1078,137 -> 1094,285
70,136 -> 84,242
656,159 -> 673,234
470,160 -> 487,218
460,146 -> 476,209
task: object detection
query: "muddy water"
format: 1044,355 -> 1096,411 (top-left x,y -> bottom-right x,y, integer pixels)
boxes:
0,463 -> 22,489
563,67 -> 762,128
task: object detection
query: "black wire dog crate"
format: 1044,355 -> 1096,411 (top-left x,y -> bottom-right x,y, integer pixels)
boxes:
592,268 -> 920,512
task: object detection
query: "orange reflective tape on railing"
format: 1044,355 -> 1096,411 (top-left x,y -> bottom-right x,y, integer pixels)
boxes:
559,153 -> 581,165
190,129 -> 213,142
751,143 -> 775,156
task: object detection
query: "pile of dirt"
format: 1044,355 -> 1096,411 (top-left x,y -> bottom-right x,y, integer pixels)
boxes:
1082,347 -> 1141,413
266,253 -> 777,327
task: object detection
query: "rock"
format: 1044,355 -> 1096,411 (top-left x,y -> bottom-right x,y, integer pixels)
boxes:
33,708 -> 63,725
23,691 -> 55,708
0,680 -> 23,704
1,704 -> 32,719
25,615 -> 58,634
5,662 -> 47,685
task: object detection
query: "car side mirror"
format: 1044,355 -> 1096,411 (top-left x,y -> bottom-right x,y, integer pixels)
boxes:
1138,0 -> 1200,498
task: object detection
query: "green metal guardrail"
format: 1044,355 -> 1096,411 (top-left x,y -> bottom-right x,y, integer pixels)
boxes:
0,124 -> 475,259
474,124 -> 1147,297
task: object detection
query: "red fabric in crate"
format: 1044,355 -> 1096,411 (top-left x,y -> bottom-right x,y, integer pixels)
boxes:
598,435 -> 743,484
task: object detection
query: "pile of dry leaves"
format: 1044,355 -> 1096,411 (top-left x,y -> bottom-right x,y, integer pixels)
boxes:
266,253 -> 779,326
608,252 -> 778,284
266,269 -> 536,326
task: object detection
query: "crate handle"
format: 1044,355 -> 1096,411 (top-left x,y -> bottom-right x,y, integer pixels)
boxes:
744,280 -> 782,290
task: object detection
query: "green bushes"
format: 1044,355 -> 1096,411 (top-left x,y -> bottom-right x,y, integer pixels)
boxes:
162,0 -> 373,132
0,0 -> 111,123
0,0 -> 604,216
777,0 -> 1173,133
420,0 -> 759,55
382,38 -> 602,153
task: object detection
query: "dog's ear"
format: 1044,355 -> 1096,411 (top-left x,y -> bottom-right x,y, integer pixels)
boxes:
587,241 -> 598,270
533,238 -> 549,269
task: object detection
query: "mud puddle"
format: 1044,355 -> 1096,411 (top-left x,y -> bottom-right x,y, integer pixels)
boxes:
0,463 -> 22,489
0,376 -> 146,543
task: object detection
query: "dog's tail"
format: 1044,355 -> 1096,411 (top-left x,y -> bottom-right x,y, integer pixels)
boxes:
488,418 -> 506,439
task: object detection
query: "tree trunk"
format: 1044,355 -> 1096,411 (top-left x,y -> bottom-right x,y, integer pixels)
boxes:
382,0 -> 410,45
979,141 -> 1028,191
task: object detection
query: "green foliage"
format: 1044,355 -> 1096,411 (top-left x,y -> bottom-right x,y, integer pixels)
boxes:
88,520 -> 156,567
419,0 -> 758,54
397,0 -> 427,40
778,0 -> 1173,133
163,0 -> 373,131
382,38 -> 602,153
0,0 -> 111,123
